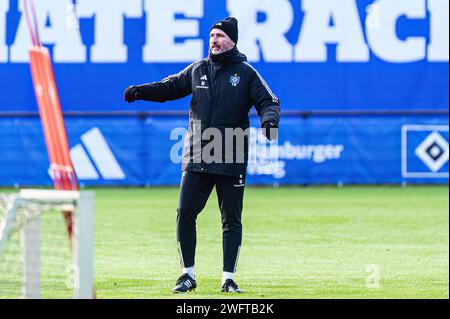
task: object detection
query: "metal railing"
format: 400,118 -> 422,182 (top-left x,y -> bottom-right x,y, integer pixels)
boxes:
0,109 -> 448,118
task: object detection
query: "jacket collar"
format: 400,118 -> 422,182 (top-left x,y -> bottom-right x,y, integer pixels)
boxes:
208,47 -> 247,65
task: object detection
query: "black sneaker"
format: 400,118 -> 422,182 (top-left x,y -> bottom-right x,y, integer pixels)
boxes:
221,279 -> 245,293
172,273 -> 197,293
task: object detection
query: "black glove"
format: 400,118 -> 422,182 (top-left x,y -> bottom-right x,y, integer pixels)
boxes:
262,121 -> 278,141
124,86 -> 141,103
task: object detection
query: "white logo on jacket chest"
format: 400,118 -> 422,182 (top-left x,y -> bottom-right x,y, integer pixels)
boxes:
196,75 -> 209,89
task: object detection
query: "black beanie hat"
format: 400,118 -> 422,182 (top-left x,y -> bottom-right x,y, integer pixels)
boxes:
210,17 -> 238,43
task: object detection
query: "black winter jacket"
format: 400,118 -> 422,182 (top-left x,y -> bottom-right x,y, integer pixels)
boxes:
135,47 -> 280,177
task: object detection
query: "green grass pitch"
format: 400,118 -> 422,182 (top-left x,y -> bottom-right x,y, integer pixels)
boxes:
90,186 -> 448,299
1,186 -> 448,299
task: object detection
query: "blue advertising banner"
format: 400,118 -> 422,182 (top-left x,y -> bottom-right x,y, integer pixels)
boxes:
0,114 -> 448,186
0,0 -> 448,112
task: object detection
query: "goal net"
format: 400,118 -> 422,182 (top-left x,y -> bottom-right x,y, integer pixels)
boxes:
0,189 -> 94,299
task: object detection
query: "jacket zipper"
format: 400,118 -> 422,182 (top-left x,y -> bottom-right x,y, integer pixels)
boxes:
206,63 -> 222,127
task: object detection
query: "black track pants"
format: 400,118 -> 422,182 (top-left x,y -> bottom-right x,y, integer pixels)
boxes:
176,171 -> 245,273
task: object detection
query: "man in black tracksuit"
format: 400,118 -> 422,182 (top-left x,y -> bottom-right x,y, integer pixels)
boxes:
124,17 -> 280,293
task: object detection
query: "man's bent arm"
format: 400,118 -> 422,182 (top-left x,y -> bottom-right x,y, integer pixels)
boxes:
134,63 -> 194,103
248,67 -> 281,127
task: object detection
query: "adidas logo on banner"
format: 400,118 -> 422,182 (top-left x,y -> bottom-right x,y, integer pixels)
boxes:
48,127 -> 125,181
72,127 -> 125,180
200,75 -> 208,81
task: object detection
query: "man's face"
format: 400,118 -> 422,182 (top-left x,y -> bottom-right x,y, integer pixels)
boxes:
209,28 -> 235,55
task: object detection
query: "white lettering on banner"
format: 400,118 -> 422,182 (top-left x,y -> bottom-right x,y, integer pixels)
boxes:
275,142 -> 345,163
143,0 -> 203,62
295,0 -> 369,62
77,0 -> 142,63
365,3 -> 381,30
10,0 -> 86,63
247,139 -> 345,179
0,0 -> 8,62
228,0 -> 294,62
1,0 -> 448,63
249,125 -> 345,179
428,0 -> 449,61
366,0 -> 426,62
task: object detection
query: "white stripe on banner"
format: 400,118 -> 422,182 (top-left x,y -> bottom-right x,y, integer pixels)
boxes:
81,127 -> 125,180
69,144 -> 99,180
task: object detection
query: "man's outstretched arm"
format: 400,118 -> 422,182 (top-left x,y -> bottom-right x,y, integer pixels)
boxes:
124,63 -> 193,103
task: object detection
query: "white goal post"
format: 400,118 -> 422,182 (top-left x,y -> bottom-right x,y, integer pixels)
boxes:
0,189 -> 94,299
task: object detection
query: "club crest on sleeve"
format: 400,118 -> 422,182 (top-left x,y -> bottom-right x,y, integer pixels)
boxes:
230,74 -> 240,87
